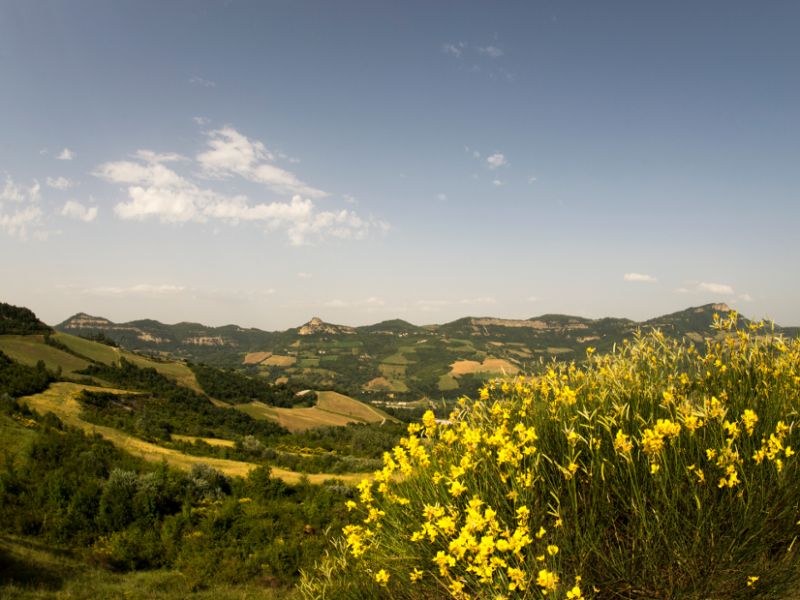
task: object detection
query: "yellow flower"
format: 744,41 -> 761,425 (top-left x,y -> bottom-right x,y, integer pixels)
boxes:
449,479 -> 468,497
613,429 -> 632,455
747,575 -> 759,588
410,568 -> 423,582
742,409 -> 758,435
374,569 -> 389,585
547,544 -> 559,556
566,584 -> 585,599
641,428 -> 664,456
536,569 -> 560,593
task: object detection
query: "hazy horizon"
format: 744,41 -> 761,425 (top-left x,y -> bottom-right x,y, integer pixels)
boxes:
2,1 -> 799,329
42,300 -> 797,332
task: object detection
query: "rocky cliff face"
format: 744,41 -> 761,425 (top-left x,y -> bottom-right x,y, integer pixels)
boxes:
297,317 -> 356,336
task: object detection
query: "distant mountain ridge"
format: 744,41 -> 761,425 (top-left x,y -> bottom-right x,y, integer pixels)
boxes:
57,303 -> 798,353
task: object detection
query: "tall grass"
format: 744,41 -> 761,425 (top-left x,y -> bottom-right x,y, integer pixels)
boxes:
301,314 -> 800,599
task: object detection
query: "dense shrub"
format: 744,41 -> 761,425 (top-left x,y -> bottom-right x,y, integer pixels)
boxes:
303,314 -> 800,599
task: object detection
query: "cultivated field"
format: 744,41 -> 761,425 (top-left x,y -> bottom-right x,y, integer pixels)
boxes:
262,354 -> 296,367
243,351 -> 272,365
17,383 -> 358,483
236,390 -> 389,432
449,356 -> 519,376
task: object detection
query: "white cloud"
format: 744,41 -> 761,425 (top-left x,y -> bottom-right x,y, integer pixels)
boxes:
189,76 -> 216,88
698,282 -> 735,295
95,132 -> 384,245
674,282 -> 738,296
193,116 -> 210,126
486,153 -> 507,169
197,127 -> 326,199
46,176 -> 75,190
623,272 -> 658,283
478,45 -> 504,58
297,272 -> 313,279
526,295 -> 539,302
0,176 -> 43,239
57,148 -> 74,161
436,193 -> 447,202
738,293 -> 753,302
135,150 -> 186,163
492,179 -> 504,187
61,200 -> 98,222
82,284 -> 186,297
442,42 -> 466,58
528,175 -> 538,184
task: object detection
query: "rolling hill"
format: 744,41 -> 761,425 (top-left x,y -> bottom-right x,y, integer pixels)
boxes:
55,302 -> 800,401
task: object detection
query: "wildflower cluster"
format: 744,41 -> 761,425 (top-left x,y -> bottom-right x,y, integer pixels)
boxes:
307,313 -> 800,599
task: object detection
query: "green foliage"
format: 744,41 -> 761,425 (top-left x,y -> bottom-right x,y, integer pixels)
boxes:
76,358 -> 287,440
0,351 -> 52,398
79,331 -> 119,347
190,363 -> 315,407
0,401 -> 354,595
0,303 -> 51,335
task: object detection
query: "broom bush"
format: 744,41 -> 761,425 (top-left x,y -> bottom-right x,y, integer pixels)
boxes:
301,313 -> 800,599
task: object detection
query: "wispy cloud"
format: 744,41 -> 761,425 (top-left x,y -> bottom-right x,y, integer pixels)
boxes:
486,152 -> 507,169
197,127 -> 326,199
674,281 -> 738,296
189,76 -> 216,88
698,282 -> 735,295
623,272 -> 658,283
94,126 -> 387,245
57,148 -> 74,161
61,200 -> 98,222
297,272 -> 313,279
442,42 -> 466,58
0,176 -> 43,239
492,179 -> 504,187
46,176 -> 75,190
478,45 -> 504,58
80,283 -> 186,297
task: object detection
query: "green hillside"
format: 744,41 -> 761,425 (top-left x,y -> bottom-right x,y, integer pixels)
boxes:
55,302 -> 799,402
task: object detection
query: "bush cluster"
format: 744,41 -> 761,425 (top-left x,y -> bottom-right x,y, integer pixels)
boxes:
303,314 -> 800,599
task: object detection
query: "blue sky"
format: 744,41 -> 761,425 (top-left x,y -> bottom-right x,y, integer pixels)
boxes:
1,1 -> 798,329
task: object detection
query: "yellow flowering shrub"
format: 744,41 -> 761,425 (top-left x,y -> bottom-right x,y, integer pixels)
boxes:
302,314 -> 800,599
